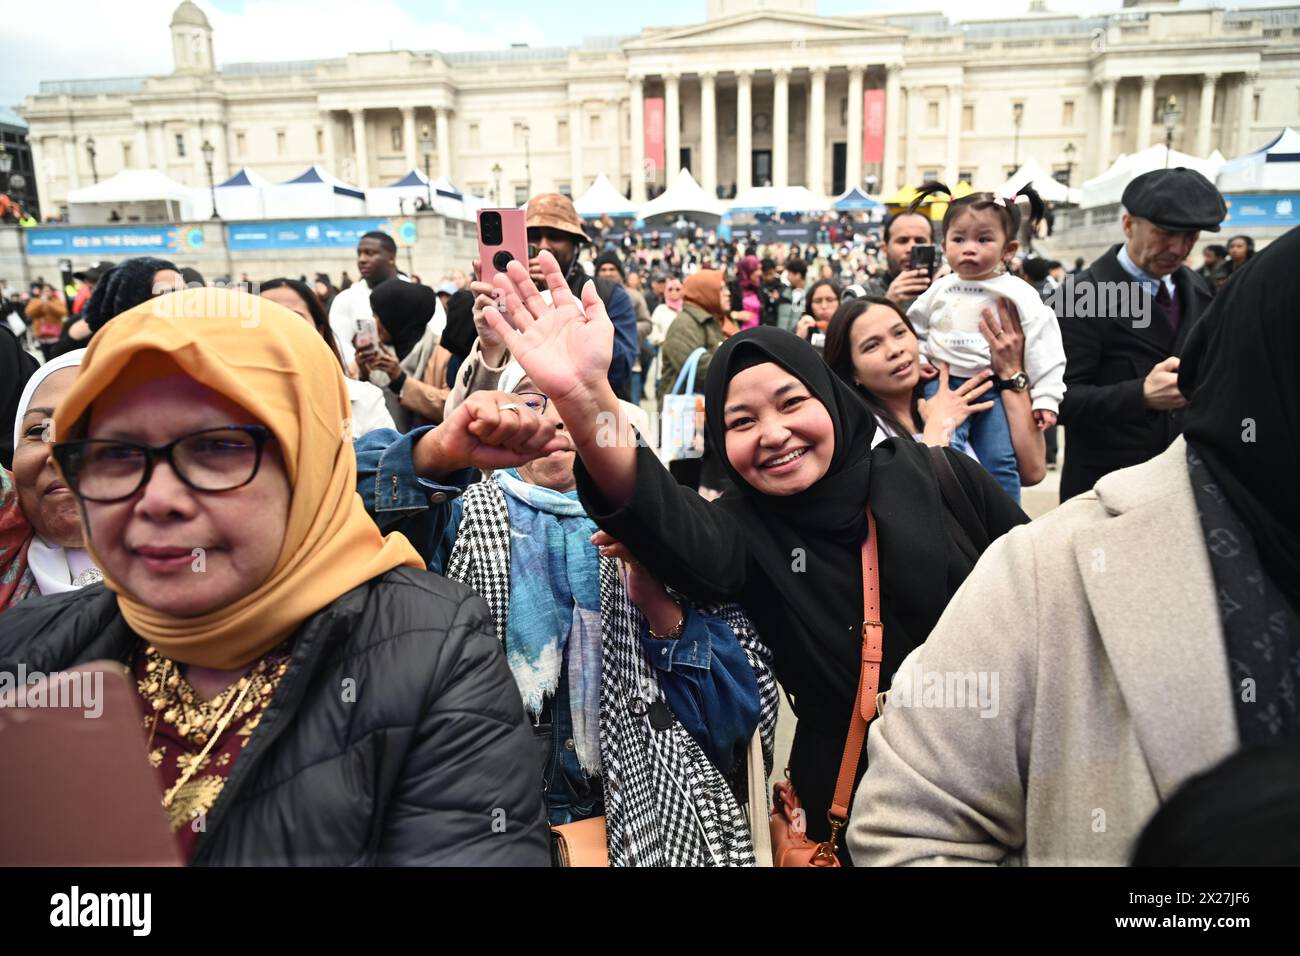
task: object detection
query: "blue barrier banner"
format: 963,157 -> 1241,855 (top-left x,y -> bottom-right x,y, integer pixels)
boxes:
226,217 -> 417,250
1223,193 -> 1299,227
25,224 -> 205,256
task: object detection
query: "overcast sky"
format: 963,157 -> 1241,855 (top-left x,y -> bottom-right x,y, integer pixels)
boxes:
1,0 -> 1277,111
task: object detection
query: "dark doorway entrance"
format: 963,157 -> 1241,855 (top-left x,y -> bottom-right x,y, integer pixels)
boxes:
832,142 -> 847,195
752,149 -> 772,188
680,146 -> 692,176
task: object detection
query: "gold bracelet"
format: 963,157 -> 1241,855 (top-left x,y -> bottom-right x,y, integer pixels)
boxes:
648,604 -> 686,641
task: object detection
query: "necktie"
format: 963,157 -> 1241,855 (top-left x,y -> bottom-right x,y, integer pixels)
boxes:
1155,282 -> 1180,335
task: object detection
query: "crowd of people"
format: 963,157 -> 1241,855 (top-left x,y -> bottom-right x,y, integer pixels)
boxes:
0,163 -> 1294,868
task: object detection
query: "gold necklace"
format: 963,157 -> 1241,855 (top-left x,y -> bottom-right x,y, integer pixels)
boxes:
138,645 -> 287,748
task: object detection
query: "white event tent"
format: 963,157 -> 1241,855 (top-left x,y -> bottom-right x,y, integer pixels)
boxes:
573,174 -> 638,218
1216,128 -> 1300,193
636,168 -> 727,222
1081,145 -> 1225,208
66,168 -> 211,224
998,158 -> 1082,205
366,169 -> 470,218
262,165 -> 366,218
212,167 -> 272,220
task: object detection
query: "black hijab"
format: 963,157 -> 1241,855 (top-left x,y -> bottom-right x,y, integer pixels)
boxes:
369,279 -> 436,360
1179,224 -> 1300,616
84,257 -> 179,333
438,288 -> 477,361
704,327 -> 875,548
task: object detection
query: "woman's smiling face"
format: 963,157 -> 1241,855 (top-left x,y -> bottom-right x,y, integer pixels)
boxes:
722,361 -> 835,496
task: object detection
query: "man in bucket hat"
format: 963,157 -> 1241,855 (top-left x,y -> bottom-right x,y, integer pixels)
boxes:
1054,167 -> 1227,500
452,191 -> 639,410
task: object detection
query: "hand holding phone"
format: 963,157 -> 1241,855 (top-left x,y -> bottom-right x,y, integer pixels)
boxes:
909,244 -> 937,278
477,209 -> 529,287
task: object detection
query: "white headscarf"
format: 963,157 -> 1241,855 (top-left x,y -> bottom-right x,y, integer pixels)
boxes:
11,349 -> 102,595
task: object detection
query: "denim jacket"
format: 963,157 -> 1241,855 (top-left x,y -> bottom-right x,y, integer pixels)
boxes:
352,427 -> 761,778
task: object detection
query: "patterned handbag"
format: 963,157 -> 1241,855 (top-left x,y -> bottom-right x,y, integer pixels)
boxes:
768,510 -> 883,867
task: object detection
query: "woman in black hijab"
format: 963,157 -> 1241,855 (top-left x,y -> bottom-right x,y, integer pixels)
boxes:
360,279 -> 451,429
482,252 -> 1027,860
50,257 -> 183,357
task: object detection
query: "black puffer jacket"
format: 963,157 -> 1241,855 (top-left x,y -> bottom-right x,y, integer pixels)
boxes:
0,567 -> 551,866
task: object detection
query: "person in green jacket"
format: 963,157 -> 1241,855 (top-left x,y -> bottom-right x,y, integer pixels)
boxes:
657,269 -> 730,408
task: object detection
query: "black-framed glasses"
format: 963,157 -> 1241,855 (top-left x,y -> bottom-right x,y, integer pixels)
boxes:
515,391 -> 549,415
53,425 -> 274,503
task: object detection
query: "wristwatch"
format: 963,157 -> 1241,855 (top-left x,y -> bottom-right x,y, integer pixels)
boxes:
387,371 -> 408,395
993,371 -> 1030,393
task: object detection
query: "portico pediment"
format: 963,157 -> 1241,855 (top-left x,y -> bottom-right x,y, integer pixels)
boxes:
626,11 -> 905,52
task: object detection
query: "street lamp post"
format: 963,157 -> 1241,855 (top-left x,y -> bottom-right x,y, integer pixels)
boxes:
420,124 -> 434,209
1012,102 -> 1025,168
1161,95 -> 1181,168
1064,141 -> 1077,187
491,162 -> 503,206
202,140 -> 220,220
85,137 -> 99,184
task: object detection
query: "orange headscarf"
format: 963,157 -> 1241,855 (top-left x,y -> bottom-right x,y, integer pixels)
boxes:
54,287 -> 424,669
682,270 -> 726,320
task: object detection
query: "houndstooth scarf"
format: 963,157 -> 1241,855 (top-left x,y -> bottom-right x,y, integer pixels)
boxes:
447,477 -> 779,866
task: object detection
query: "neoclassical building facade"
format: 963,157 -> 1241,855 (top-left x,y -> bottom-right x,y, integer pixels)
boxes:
20,0 -> 1300,217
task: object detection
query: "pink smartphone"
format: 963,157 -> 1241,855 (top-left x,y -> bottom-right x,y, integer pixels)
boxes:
477,208 -> 529,286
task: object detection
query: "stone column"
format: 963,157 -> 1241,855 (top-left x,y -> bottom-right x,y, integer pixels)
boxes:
1096,79 -> 1116,176
401,106 -> 417,172
773,69 -> 790,188
63,134 -> 80,192
435,108 -> 452,182
806,66 -> 827,195
882,65 -> 901,193
322,111 -> 337,176
945,83 -> 962,186
192,123 -> 208,186
1136,74 -> 1157,151
568,101 -> 583,194
629,75 -> 647,204
846,66 -> 865,192
1196,73 -> 1219,157
152,123 -> 168,173
606,99 -> 622,192
134,122 -> 149,168
736,69 -> 753,192
350,108 -> 369,186
210,122 -> 229,181
1236,72 -> 1258,156
664,73 -> 681,180
700,71 -> 717,198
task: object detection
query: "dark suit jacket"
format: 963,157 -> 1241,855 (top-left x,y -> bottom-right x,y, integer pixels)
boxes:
1055,243 -> 1213,501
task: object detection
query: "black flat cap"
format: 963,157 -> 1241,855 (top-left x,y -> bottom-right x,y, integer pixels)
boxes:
1122,167 -> 1226,233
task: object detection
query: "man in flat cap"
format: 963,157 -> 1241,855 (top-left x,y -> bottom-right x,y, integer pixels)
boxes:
1054,167 -> 1226,500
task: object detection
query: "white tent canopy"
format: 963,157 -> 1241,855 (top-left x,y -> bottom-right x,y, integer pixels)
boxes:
729,185 -> 830,214
637,169 -> 727,221
999,158 -> 1081,205
1217,128 -> 1300,193
573,174 -> 637,217
213,166 -> 272,221
1081,145 -> 1225,208
262,165 -> 366,218
66,168 -> 211,223
365,169 -> 469,219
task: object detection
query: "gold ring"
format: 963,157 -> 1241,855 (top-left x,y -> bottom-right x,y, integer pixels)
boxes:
497,403 -> 523,413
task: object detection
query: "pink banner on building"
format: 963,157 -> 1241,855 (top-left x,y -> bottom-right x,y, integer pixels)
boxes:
863,88 -> 885,165
644,97 -> 665,171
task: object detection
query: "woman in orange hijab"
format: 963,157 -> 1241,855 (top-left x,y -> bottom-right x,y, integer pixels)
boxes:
0,286 -> 557,865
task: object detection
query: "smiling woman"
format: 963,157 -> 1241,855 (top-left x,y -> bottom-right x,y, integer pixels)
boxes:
1,349 -> 102,610
0,286 -> 552,866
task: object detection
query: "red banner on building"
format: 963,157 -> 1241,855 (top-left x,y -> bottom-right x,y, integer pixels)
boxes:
644,97 -> 665,172
863,88 -> 885,165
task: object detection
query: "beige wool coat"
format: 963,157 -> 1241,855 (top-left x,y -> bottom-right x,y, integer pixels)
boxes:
848,437 -> 1240,866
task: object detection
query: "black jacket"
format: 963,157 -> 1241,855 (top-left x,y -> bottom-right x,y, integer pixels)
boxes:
1056,243 -> 1213,501
0,568 -> 551,866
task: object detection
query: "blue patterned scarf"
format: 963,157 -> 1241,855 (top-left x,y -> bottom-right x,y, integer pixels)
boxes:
495,468 -> 604,775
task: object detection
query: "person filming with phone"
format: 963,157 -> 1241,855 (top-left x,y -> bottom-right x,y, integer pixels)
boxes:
449,193 -> 639,414
862,209 -> 938,311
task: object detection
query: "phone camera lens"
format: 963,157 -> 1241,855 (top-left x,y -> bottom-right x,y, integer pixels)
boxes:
492,250 -> 514,271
